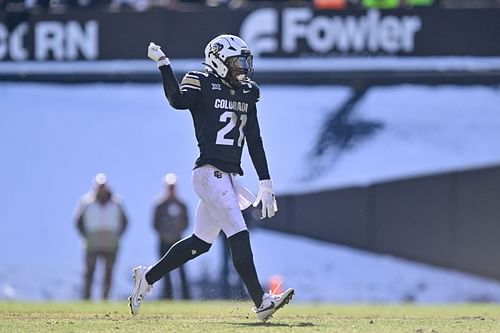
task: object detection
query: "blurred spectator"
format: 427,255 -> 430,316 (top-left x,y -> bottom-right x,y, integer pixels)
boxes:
400,0 -> 436,6
206,0 -> 308,9
153,173 -> 191,300
406,0 -> 434,5
4,0 -> 500,11
314,0 -> 348,9
2,0 -> 27,11
1,0 -> 109,11
2,1 -> 31,29
109,0 -> 177,11
361,0 -> 437,7
75,173 -> 128,300
362,0 -> 399,8
439,0 -> 500,8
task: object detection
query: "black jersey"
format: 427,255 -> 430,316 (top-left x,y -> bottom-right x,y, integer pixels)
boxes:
159,65 -> 270,180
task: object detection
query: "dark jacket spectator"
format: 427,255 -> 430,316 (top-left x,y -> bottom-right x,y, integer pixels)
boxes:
153,173 -> 190,299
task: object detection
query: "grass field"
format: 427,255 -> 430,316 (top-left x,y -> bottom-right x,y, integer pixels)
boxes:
1,301 -> 500,333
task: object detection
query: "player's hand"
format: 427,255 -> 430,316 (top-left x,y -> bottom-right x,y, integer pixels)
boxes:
253,179 -> 278,219
148,42 -> 170,66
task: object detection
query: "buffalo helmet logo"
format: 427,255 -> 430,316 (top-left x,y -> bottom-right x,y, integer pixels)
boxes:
209,42 -> 224,57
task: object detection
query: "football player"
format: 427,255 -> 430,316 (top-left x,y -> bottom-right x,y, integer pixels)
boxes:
128,35 -> 294,321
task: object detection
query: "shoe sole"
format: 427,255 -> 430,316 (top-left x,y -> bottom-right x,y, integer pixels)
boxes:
261,289 -> 295,322
127,296 -> 134,315
128,267 -> 142,315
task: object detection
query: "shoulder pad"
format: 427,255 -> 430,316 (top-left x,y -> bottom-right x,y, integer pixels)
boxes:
180,71 -> 204,91
187,70 -> 206,77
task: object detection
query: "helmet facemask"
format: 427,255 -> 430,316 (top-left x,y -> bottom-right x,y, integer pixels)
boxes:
225,51 -> 253,86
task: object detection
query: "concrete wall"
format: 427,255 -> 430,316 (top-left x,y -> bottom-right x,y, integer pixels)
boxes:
263,165 -> 500,280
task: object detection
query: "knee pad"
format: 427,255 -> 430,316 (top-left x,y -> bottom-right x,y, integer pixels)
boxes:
188,234 -> 211,259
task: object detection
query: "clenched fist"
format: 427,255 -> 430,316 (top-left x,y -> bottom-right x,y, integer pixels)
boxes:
148,42 -> 170,67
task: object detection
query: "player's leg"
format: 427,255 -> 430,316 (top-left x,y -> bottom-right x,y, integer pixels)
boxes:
129,168 -> 220,315
191,166 -> 266,307
228,230 -> 294,321
158,241 -> 173,299
227,230 -> 264,306
146,185 -> 222,284
196,166 -> 294,321
146,235 -> 211,285
129,231 -> 211,314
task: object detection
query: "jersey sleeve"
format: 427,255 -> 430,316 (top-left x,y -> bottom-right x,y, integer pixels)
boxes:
243,80 -> 260,103
180,72 -> 202,92
244,99 -> 271,181
159,65 -> 200,110
254,82 -> 261,103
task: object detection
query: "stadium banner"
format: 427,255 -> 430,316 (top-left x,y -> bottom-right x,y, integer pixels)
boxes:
0,8 -> 500,62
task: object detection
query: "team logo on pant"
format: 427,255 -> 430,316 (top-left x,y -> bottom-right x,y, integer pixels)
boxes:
214,170 -> 222,179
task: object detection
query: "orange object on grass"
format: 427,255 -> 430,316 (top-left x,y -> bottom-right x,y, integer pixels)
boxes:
268,275 -> 284,294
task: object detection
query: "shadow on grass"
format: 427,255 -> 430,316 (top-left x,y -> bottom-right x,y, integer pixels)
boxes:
226,321 -> 315,328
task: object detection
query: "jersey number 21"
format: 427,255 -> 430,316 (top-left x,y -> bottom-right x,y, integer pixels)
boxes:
216,111 -> 247,147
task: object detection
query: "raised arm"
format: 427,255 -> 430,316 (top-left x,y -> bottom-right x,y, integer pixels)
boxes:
148,42 -> 199,110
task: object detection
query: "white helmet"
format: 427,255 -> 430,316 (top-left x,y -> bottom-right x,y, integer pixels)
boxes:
204,34 -> 254,86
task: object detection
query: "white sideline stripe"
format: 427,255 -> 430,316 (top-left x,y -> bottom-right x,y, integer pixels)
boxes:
1,57 -> 500,75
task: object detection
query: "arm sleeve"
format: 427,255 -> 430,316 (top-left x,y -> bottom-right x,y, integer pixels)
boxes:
119,205 -> 128,236
153,204 -> 161,232
159,65 -> 200,110
75,204 -> 86,236
245,104 -> 271,180
76,213 -> 85,236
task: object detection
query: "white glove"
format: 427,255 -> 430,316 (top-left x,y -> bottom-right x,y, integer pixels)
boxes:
148,42 -> 170,67
252,179 -> 278,219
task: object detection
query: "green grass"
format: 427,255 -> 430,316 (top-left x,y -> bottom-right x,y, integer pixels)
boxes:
1,301 -> 500,333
